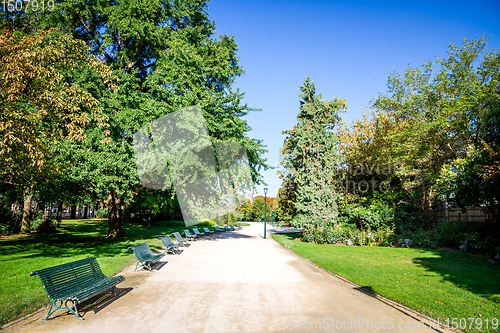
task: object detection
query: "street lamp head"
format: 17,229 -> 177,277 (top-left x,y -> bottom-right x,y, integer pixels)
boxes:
264,187 -> 268,194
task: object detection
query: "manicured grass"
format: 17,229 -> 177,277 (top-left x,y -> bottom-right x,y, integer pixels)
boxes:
0,219 -> 190,327
273,233 -> 500,333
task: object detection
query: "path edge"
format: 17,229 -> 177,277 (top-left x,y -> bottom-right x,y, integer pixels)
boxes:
271,235 -> 462,333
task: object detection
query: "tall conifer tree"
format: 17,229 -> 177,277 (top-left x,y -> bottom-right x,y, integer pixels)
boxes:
280,77 -> 344,228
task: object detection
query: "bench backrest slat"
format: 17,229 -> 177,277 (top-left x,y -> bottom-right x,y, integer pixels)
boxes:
31,257 -> 105,298
159,236 -> 174,247
129,243 -> 155,261
172,232 -> 184,241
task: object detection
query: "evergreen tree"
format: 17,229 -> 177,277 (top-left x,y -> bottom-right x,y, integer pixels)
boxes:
282,77 -> 345,228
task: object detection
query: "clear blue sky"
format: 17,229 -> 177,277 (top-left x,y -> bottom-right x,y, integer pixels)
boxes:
207,0 -> 500,198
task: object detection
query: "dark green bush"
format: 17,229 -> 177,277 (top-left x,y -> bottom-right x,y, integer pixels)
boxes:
96,208 -> 108,218
433,220 -> 468,247
31,211 -> 57,233
0,206 -> 21,236
338,205 -> 394,231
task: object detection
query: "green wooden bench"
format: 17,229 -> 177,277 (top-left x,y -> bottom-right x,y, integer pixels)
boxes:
29,257 -> 125,321
128,242 -> 165,271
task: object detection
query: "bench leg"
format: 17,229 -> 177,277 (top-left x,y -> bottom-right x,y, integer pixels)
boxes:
43,299 -> 83,321
133,259 -> 153,271
134,259 -> 142,272
145,261 -> 152,271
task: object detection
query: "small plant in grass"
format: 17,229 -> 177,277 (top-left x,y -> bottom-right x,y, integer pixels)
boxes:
397,238 -> 413,248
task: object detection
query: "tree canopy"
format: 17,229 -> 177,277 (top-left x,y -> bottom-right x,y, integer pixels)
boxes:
1,0 -> 270,237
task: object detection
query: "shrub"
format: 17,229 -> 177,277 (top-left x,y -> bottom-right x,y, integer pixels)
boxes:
433,220 -> 468,247
339,205 -> 393,231
398,238 -> 413,248
374,227 -> 396,246
31,211 -> 56,234
96,208 -> 108,218
155,220 -> 185,226
352,229 -> 370,246
394,209 -> 421,234
460,232 -> 483,253
314,229 -> 326,244
302,228 -> 315,242
0,206 -> 21,236
197,219 -> 215,227
405,228 -> 438,249
301,225 -> 398,247
324,229 -> 347,244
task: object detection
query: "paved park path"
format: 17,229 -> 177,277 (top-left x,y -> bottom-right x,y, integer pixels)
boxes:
6,223 -> 448,332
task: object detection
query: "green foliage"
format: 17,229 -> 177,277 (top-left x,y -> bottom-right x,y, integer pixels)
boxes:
127,188 -> 181,224
251,197 -> 265,220
0,206 -> 21,236
277,124 -> 299,223
96,208 -> 109,219
215,212 -> 237,225
238,199 -> 253,221
455,106 -> 500,222
432,220 -> 468,247
301,225 -> 396,247
393,208 -> 422,233
395,220 -> 500,258
339,36 -> 500,210
30,211 -> 57,233
0,28 -> 113,188
372,36 -> 500,208
196,219 -> 215,227
281,77 -> 345,228
3,0 -> 271,237
339,206 -> 383,230
337,204 -> 395,231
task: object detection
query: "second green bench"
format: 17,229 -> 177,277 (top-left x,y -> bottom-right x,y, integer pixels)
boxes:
128,242 -> 165,271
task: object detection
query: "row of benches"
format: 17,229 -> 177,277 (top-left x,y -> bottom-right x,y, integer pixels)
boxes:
128,225 -> 242,271
29,224 -> 242,321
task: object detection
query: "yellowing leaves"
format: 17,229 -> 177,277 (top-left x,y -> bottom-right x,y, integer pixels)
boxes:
0,28 -> 116,185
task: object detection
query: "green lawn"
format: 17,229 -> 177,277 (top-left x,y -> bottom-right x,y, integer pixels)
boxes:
0,219 -> 192,326
273,233 -> 500,333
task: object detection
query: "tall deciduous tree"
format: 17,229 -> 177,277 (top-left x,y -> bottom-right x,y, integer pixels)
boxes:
370,36 -> 500,208
0,28 -> 114,232
455,106 -> 500,222
36,0 -> 269,237
280,77 -> 345,228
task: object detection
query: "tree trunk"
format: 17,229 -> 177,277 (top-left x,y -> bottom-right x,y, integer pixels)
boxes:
21,186 -> 33,234
105,186 -> 144,238
56,201 -> 63,225
106,191 -> 126,238
83,206 -> 88,219
70,205 -> 76,219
